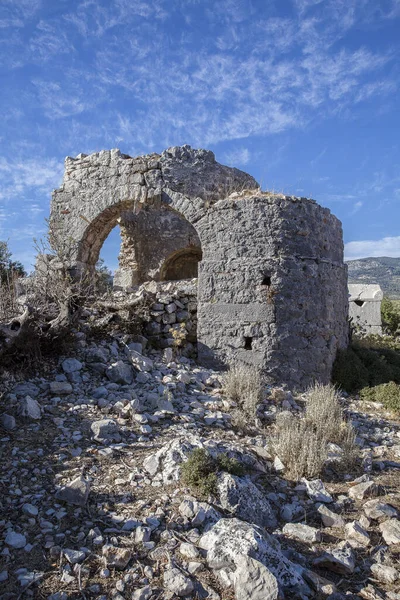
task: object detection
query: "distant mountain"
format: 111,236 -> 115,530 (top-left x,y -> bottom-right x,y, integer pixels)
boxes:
346,257 -> 400,298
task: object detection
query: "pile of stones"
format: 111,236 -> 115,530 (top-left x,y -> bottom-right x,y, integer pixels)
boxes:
0,322 -> 400,600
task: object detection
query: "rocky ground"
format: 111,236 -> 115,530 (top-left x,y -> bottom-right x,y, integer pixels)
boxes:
1,328 -> 400,600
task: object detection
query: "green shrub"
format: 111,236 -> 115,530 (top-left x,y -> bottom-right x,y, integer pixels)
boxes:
332,347 -> 369,392
360,381 -> 400,414
353,347 -> 394,387
181,448 -> 246,497
381,297 -> 400,335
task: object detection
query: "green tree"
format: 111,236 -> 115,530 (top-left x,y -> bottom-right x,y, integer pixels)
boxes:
0,241 -> 26,284
381,297 -> 400,335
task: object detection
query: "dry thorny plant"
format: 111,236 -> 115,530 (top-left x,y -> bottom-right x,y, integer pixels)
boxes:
273,383 -> 358,480
223,362 -> 263,430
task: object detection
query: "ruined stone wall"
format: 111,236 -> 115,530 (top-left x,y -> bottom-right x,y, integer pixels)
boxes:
348,284 -> 383,336
115,205 -> 201,288
49,145 -> 348,388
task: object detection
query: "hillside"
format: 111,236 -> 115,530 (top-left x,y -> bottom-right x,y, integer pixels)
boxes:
346,256 -> 400,298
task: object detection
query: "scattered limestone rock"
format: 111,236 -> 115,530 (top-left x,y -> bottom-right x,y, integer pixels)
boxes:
303,479 -> 333,503
348,480 -> 379,501
234,555 -> 279,600
363,499 -> 398,520
5,531 -> 26,549
163,566 -> 194,596
50,381 -> 73,395
379,519 -> 400,545
199,518 -> 311,598
216,472 -> 277,529
19,396 -> 41,420
55,475 -> 90,506
62,358 -> 83,373
283,523 -> 321,543
102,545 -> 132,569
1,413 -> 16,430
106,360 -> 134,384
345,521 -> 370,548
90,419 -> 121,443
317,504 -> 345,528
313,544 -> 355,575
370,563 -> 399,584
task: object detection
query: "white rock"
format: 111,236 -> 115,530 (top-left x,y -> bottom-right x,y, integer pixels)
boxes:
379,519 -> 400,545
303,479 -> 332,503
314,544 -> 355,575
363,499 -> 398,520
370,563 -> 399,584
163,566 -> 194,597
22,504 -> 38,517
55,475 -> 90,506
345,521 -> 370,547
234,555 -> 279,600
179,542 -> 200,559
283,523 -> 321,543
132,586 -> 152,600
316,504 -> 345,528
199,518 -> 310,597
217,472 -> 277,529
348,480 -> 379,501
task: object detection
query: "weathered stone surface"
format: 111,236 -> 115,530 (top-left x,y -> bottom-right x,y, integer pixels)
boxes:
370,563 -> 399,584
55,476 -> 90,506
314,544 -> 355,575
199,518 -> 311,598
234,555 -> 279,600
345,521 -> 370,547
348,284 -> 383,336
317,504 -> 345,528
102,545 -> 132,569
163,566 -> 194,596
90,419 -> 121,443
49,145 -> 349,388
363,499 -> 398,520
106,361 -> 134,385
303,479 -> 333,503
50,381 -> 73,395
348,480 -> 379,501
5,531 -> 26,549
283,523 -> 321,543
19,396 -> 41,420
62,358 -> 83,373
1,413 -> 16,430
379,519 -> 400,545
216,472 -> 277,529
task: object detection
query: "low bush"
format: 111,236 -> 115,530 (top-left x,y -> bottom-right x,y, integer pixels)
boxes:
273,383 -> 358,479
360,381 -> 400,414
224,362 -> 263,429
181,448 -> 245,497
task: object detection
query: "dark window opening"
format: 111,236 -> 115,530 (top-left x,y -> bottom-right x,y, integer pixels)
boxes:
262,275 -> 271,287
244,336 -> 253,350
354,300 -> 365,307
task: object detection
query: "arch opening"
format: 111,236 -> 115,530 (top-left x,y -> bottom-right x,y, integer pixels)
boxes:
160,247 -> 203,282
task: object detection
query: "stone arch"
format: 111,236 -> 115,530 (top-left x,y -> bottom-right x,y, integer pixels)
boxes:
160,247 -> 203,281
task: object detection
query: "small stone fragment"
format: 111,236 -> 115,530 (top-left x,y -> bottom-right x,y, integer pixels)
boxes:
50,381 -> 73,395
90,419 -> 121,443
345,521 -> 370,547
370,563 -> 399,584
5,531 -> 26,549
19,396 -> 41,420
102,545 -> 132,569
348,480 -> 379,501
317,504 -> 345,528
1,413 -> 16,430
234,555 -> 279,600
314,544 -> 355,575
379,519 -> 400,545
303,478 -> 333,503
163,566 -> 194,597
55,476 -> 90,506
363,499 -> 398,520
283,523 -> 321,543
62,358 -> 83,373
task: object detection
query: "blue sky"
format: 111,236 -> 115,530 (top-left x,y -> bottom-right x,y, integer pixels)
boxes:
1,0 -> 400,273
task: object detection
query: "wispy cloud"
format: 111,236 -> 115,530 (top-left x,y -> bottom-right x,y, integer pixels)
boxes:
345,236 -> 400,260
0,157 -> 63,201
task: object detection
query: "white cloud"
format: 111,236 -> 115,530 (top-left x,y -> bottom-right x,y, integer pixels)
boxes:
350,200 -> 363,215
345,236 -> 400,260
0,157 -> 63,201
222,148 -> 251,166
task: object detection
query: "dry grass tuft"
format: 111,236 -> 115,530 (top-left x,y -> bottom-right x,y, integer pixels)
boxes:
224,362 -> 263,429
273,383 -> 358,479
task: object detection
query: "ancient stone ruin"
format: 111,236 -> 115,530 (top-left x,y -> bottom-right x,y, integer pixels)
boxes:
50,145 -> 349,388
348,283 -> 383,336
